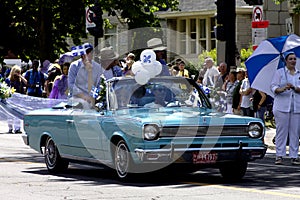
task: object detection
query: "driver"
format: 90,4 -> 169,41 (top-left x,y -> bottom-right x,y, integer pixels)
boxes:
144,85 -> 168,108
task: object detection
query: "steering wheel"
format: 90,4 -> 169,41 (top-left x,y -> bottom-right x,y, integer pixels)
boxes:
165,100 -> 183,107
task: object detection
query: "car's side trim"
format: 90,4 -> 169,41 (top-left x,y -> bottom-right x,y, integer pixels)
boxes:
60,153 -> 113,166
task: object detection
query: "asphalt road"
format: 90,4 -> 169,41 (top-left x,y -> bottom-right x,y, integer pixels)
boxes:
1,124 -> 300,200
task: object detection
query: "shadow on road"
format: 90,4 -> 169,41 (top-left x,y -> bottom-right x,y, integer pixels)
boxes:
18,152 -> 300,189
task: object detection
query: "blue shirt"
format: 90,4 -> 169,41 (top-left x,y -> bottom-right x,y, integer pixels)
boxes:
24,69 -> 45,96
158,59 -> 170,76
68,58 -> 84,96
72,61 -> 104,98
69,58 -> 109,97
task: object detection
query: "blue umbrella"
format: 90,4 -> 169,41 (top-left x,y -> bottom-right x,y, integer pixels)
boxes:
245,34 -> 300,97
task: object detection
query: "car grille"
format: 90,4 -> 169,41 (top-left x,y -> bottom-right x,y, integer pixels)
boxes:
160,126 -> 248,137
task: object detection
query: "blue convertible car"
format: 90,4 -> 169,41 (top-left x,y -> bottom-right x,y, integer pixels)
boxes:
22,76 -> 267,180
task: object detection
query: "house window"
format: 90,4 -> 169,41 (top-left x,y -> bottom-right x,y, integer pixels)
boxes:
177,17 -> 215,55
104,25 -> 117,50
179,19 -> 186,54
210,18 -> 216,49
199,19 -> 206,52
190,18 -> 197,54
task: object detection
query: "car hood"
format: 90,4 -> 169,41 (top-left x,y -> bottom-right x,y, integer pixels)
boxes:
114,107 -> 261,126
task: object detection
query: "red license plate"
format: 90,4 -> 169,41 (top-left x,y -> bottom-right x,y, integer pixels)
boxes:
192,152 -> 217,164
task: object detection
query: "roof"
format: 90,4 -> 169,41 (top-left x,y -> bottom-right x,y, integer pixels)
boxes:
157,0 -> 252,17
178,0 -> 249,12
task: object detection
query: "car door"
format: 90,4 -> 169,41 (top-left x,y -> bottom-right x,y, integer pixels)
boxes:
66,108 -> 107,161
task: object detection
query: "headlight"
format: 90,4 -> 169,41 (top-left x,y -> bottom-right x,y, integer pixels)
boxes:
143,124 -> 160,140
248,123 -> 263,138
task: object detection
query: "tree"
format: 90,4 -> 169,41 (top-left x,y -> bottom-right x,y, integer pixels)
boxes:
274,0 -> 300,13
0,0 -> 179,63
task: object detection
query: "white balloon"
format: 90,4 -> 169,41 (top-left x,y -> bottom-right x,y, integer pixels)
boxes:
153,61 -> 162,75
135,69 -> 150,85
140,50 -> 156,66
143,64 -> 157,78
131,61 -> 143,74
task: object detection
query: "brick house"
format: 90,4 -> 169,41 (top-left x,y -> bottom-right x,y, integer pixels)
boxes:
81,0 -> 295,66
157,0 -> 292,65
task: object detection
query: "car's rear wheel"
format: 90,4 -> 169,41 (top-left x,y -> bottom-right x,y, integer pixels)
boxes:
114,140 -> 133,179
44,137 -> 69,173
219,161 -> 247,181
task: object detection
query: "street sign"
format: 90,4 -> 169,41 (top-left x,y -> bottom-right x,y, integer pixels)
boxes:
252,28 -> 267,48
86,7 -> 96,30
286,17 -> 294,34
252,20 -> 269,28
251,20 -> 269,50
253,6 -> 263,21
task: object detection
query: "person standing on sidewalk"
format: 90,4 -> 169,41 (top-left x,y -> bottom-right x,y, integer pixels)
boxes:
239,70 -> 254,117
252,90 -> 267,123
232,69 -> 245,115
5,65 -> 27,133
271,51 -> 300,165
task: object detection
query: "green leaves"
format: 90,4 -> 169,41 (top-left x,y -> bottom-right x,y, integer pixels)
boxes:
1,0 -> 179,63
273,0 -> 300,14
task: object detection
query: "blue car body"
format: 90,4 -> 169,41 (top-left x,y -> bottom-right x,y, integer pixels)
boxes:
22,76 -> 267,180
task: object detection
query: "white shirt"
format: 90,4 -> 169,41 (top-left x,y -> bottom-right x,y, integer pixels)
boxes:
240,78 -> 252,108
271,67 -> 300,113
203,66 -> 219,87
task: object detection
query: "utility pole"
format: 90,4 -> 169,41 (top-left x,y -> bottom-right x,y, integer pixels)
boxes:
214,0 -> 236,71
87,2 -> 103,62
225,0 -> 236,70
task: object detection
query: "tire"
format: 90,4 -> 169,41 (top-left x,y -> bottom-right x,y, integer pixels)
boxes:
219,161 -> 247,181
44,137 -> 69,173
114,140 -> 133,179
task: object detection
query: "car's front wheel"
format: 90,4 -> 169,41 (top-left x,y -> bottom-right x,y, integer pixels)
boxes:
114,140 -> 133,179
44,137 -> 69,173
219,161 -> 248,181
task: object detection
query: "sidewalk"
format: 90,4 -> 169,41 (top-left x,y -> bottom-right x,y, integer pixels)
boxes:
265,127 -> 276,151
0,120 -> 24,134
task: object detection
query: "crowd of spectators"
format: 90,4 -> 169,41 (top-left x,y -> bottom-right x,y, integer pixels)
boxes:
0,40 -> 265,130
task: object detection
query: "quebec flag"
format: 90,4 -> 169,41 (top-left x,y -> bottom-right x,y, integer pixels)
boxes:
90,86 -> 99,98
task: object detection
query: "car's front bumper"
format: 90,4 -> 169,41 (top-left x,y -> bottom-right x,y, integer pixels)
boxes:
135,141 -> 267,164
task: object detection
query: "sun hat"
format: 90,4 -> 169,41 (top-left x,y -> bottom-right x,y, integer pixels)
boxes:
147,38 -> 167,51
99,46 -> 119,68
40,60 -> 51,74
47,63 -> 61,73
127,53 -> 135,58
283,51 -> 295,60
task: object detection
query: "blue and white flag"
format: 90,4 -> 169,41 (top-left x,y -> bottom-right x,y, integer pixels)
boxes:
70,43 -> 93,57
90,86 -> 99,98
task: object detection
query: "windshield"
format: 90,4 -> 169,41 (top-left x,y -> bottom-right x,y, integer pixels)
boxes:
110,77 -> 211,110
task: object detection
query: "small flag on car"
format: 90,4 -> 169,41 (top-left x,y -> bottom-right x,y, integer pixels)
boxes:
90,86 -> 99,98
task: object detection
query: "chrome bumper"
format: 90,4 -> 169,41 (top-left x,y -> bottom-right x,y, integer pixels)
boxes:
135,142 -> 267,162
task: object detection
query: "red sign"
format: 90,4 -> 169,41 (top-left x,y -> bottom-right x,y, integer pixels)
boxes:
252,20 -> 269,28
253,6 -> 263,21
252,45 -> 258,51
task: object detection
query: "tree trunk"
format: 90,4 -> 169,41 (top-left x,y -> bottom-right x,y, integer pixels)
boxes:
39,1 -> 54,63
